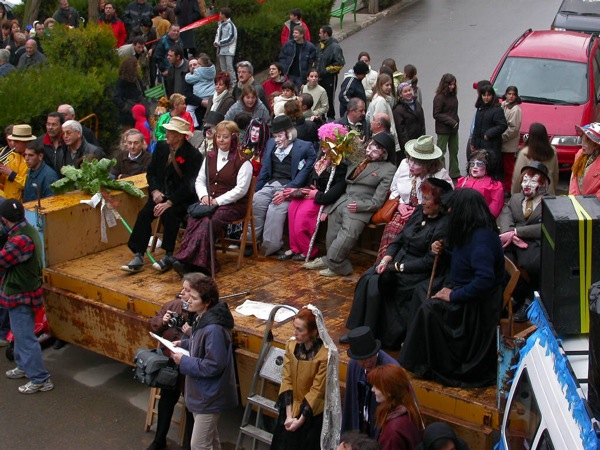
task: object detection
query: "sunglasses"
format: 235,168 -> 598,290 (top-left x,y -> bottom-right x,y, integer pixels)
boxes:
469,161 -> 486,167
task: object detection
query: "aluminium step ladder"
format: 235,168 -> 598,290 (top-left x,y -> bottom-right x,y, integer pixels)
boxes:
235,305 -> 296,450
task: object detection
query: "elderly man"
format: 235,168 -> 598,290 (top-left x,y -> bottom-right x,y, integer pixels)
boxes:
17,39 -> 46,70
0,49 -> 15,77
279,25 -> 316,90
154,24 -> 183,79
232,61 -> 268,109
1,124 -> 33,201
111,129 -> 152,179
57,104 -> 100,146
341,326 -> 399,438
99,2 -> 127,47
305,132 -> 395,276
122,117 -> 202,273
1,199 -> 53,394
336,98 -> 370,141
61,120 -> 105,169
123,0 -> 154,37
53,0 -> 80,28
251,115 -> 315,257
213,7 -> 237,84
22,141 -> 59,203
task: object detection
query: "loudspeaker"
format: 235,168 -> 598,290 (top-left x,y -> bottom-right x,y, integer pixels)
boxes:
540,196 -> 600,335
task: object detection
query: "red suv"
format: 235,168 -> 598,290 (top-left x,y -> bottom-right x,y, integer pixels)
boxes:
491,29 -> 600,170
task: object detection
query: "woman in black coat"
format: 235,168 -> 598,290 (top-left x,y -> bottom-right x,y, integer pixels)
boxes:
113,56 -> 145,127
470,85 -> 508,180
393,81 -> 426,155
342,178 -> 452,349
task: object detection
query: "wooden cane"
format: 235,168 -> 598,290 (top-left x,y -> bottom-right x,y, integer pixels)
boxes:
426,253 -> 440,299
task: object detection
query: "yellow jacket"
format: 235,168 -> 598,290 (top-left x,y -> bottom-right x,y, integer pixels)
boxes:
279,338 -> 328,418
0,152 -> 27,201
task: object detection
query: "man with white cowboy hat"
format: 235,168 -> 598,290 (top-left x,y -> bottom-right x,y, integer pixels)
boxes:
1,124 -> 35,201
122,116 -> 203,273
305,132 -> 395,276
251,115 -> 315,257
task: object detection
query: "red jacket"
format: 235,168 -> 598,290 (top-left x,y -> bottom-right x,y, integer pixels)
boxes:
281,19 -> 311,46
99,16 -> 127,47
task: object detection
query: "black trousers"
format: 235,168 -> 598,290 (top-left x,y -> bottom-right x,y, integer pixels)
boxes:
154,387 -> 194,448
319,75 -> 338,119
128,198 -> 188,254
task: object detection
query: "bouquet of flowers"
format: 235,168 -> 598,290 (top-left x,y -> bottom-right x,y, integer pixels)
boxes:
317,123 -> 363,166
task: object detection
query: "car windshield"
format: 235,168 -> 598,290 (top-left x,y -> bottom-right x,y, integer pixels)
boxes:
493,56 -> 588,104
559,0 -> 600,16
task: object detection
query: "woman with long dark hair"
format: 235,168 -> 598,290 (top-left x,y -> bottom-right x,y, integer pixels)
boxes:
367,364 -> 424,450
240,117 -> 270,176
113,56 -> 145,127
399,189 -> 504,387
512,122 -> 558,194
173,121 -> 253,276
432,74 -> 460,179
501,85 -> 522,191
470,85 -> 508,180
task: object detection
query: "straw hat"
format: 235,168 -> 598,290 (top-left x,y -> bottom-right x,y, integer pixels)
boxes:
404,135 -> 443,160
8,124 -> 36,142
163,117 -> 193,137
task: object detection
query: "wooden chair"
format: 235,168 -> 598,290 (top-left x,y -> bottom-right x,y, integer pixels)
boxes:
145,387 -> 187,447
150,217 -> 163,253
502,256 -> 520,337
219,177 -> 258,270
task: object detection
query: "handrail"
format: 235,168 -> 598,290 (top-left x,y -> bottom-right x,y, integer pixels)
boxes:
78,113 -> 99,139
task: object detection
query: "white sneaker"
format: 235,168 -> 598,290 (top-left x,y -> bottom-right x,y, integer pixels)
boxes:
303,257 -> 326,270
18,378 -> 54,394
319,268 -> 340,277
6,367 -> 26,379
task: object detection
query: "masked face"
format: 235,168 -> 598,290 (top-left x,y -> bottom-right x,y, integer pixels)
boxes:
521,173 -> 543,198
366,141 -> 385,161
273,131 -> 289,149
407,157 -> 424,176
250,126 -> 261,143
469,160 -> 487,178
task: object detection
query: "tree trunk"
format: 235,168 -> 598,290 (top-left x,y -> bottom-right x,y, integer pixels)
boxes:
88,0 -> 99,24
198,0 -> 207,17
368,0 -> 379,14
23,0 -> 41,26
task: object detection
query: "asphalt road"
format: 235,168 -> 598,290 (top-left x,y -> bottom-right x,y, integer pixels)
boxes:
1,1 -> 569,449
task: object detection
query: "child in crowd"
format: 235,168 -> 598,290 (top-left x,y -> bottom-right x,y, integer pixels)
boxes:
185,54 -> 216,127
272,81 -> 297,117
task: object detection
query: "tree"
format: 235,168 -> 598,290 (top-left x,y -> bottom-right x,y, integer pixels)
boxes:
22,0 -> 41,26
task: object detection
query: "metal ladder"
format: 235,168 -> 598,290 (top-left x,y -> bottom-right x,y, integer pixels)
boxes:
235,305 -> 296,450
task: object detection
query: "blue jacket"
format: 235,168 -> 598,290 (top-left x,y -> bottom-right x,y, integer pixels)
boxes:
278,40 -> 317,81
179,302 -> 238,414
23,161 -> 59,203
256,138 -> 316,191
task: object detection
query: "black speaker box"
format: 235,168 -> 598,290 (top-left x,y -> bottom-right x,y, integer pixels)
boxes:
540,195 -> 600,335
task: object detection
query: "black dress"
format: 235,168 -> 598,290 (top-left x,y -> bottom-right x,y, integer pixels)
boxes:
346,206 -> 448,349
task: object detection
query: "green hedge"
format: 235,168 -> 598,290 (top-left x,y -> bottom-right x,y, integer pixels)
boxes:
195,0 -> 335,71
0,24 -> 118,147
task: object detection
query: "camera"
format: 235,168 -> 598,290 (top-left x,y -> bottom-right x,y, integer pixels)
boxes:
167,312 -> 186,328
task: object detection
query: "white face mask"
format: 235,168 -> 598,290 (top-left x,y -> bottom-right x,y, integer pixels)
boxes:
273,131 -> 289,149
469,160 -> 487,178
521,173 -> 543,198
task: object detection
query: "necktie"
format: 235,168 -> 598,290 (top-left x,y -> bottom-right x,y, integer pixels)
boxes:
351,159 -> 369,180
524,199 -> 533,219
408,177 -> 418,207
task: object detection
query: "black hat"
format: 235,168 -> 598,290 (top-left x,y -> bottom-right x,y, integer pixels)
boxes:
425,177 -> 453,194
347,326 -> 381,360
203,111 -> 225,126
0,199 -> 24,223
271,115 -> 294,134
353,60 -> 370,76
371,132 -> 395,155
521,161 -> 551,184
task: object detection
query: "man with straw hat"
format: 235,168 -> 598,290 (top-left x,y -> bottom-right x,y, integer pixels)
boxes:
121,116 -> 202,273
1,124 -> 35,201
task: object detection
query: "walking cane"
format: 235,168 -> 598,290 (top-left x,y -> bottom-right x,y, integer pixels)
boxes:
426,253 -> 440,299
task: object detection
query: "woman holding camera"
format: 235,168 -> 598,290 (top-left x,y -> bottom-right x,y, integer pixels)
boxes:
172,274 -> 238,450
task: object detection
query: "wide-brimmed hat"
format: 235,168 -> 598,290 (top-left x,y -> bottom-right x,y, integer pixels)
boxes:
163,117 -> 193,137
8,124 -> 36,142
404,135 -> 443,160
203,111 -> 225,126
347,326 -> 381,360
271,115 -> 294,134
0,198 -> 24,223
521,161 -> 551,184
576,122 -> 600,145
371,132 -> 395,156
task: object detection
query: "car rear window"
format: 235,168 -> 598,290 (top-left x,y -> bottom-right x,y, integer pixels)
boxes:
493,56 -> 588,104
559,0 -> 600,16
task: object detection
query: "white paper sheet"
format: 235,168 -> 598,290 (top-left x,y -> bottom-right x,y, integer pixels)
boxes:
149,332 -> 190,357
235,300 -> 298,322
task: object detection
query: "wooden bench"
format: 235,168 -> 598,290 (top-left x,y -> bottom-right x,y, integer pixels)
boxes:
330,0 -> 358,29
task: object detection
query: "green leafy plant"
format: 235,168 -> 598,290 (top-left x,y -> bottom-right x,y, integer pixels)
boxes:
51,158 -> 145,198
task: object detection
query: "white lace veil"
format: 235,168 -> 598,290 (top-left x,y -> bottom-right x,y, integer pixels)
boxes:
307,304 -> 341,450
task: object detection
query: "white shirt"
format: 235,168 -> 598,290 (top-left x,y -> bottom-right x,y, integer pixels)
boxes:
389,159 -> 453,204
195,149 -> 253,206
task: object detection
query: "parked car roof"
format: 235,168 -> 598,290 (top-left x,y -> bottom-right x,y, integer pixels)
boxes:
552,0 -> 600,33
507,30 -> 591,62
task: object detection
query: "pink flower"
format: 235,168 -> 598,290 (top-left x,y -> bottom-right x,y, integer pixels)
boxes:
317,123 -> 348,141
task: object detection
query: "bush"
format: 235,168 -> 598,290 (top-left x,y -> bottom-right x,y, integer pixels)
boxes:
195,0 -> 335,72
0,24 -> 119,147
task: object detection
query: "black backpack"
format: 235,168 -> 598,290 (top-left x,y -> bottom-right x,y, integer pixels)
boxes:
133,348 -> 178,389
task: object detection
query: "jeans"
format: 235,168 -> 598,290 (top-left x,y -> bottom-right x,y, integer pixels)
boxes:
0,306 -> 9,339
9,305 -> 50,383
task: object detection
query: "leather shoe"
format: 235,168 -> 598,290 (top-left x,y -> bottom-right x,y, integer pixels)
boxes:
53,339 -> 66,350
146,441 -> 167,450
173,260 -> 193,277
513,303 -> 530,323
339,334 -> 349,344
277,250 -> 297,261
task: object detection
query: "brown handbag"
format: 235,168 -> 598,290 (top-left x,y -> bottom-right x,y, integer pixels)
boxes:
371,197 -> 399,224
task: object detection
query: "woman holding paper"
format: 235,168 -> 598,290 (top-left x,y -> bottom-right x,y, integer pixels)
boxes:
171,274 -> 238,450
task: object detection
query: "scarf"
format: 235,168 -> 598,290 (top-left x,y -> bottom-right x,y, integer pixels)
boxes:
211,89 -> 228,111
400,97 -> 416,111
572,151 -> 598,179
